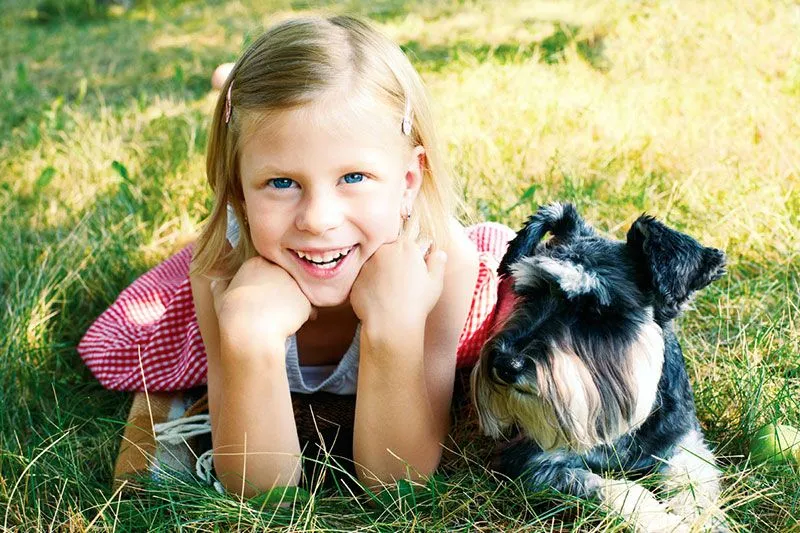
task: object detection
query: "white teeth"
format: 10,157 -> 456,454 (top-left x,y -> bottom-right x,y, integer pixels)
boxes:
294,246 -> 352,264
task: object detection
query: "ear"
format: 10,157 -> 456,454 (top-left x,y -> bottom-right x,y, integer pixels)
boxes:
626,215 -> 726,319
511,256 -> 611,305
498,202 -> 595,277
402,145 -> 425,207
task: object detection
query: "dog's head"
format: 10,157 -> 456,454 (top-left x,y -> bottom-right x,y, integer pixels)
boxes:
471,203 -> 725,452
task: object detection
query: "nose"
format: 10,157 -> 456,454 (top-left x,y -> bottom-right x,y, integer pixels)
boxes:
491,354 -> 530,385
296,190 -> 344,235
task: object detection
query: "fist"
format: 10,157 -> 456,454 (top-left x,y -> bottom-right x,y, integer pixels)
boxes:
350,238 -> 447,331
210,256 -> 313,350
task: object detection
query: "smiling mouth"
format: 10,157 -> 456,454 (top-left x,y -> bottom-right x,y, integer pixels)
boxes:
291,246 -> 355,269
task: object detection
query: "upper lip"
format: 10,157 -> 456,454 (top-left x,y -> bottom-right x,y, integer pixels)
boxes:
291,245 -> 355,253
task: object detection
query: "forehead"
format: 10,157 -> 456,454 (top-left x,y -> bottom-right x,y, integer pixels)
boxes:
239,91 -> 410,174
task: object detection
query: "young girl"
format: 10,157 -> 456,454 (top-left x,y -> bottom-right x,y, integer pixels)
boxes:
78,15 -> 515,497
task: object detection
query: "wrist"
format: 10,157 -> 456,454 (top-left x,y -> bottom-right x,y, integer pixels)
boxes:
360,317 -> 425,358
361,316 -> 425,345
218,330 -> 288,366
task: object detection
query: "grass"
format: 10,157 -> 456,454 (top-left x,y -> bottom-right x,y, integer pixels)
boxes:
1,0 -> 798,530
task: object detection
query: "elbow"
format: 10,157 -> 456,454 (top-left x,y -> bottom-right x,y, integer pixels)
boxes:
355,446 -> 443,490
214,455 -> 302,499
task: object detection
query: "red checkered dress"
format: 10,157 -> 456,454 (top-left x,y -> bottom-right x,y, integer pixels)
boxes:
77,222 -> 515,391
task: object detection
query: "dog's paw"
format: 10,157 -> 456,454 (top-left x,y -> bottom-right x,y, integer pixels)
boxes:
663,488 -> 729,532
599,478 -> 690,533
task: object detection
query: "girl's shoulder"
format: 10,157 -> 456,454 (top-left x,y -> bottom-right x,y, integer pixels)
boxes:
440,217 -> 481,291
421,217 -> 481,363
444,217 -> 480,266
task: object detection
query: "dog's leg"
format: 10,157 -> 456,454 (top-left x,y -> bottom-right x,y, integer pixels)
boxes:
499,443 -> 687,533
494,440 -> 605,498
528,464 -> 690,532
659,429 -> 729,532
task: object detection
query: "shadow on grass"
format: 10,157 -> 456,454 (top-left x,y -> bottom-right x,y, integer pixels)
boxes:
4,4 -> 609,150
0,105 -> 212,512
1,5 -> 233,503
3,8 -> 229,149
402,22 -> 608,72
0,185 -> 172,522
291,0 -> 412,23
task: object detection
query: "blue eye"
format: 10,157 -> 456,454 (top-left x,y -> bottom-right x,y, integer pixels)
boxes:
267,178 -> 295,189
342,173 -> 365,184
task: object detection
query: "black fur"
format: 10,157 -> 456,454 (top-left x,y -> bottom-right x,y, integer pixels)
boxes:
477,203 -> 725,502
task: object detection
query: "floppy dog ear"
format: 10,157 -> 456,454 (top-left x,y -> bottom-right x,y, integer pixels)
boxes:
626,215 -> 725,320
498,202 -> 595,277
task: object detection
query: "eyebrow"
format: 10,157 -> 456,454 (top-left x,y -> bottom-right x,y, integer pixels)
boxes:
248,160 -> 384,180
248,164 -> 298,180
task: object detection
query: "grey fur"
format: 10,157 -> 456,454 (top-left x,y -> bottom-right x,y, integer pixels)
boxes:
472,203 -> 728,531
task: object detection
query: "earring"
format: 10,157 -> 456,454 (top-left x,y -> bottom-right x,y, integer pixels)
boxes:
401,204 -> 412,232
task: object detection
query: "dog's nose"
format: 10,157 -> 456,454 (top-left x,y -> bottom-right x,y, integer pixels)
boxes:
491,356 -> 529,385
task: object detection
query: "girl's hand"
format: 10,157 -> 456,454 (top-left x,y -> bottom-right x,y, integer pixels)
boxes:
350,238 -> 448,332
209,256 -> 313,355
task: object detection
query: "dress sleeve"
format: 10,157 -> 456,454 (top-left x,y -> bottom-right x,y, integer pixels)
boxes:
455,222 -> 516,368
77,246 -> 208,391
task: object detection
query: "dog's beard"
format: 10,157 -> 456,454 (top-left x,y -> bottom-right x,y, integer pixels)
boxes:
473,319 -> 665,452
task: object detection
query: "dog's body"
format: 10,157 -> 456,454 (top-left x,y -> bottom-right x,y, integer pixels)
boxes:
471,203 -> 727,532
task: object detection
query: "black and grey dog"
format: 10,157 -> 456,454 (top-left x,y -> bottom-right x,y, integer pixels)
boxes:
471,203 -> 728,532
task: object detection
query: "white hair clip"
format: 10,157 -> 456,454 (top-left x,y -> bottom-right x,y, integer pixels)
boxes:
224,82 -> 233,125
401,98 -> 413,136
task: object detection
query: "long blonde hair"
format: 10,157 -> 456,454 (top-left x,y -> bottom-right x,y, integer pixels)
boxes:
192,15 -> 460,278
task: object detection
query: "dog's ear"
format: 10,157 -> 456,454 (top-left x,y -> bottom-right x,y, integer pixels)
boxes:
510,256 -> 612,305
626,215 -> 725,319
499,202 -> 594,277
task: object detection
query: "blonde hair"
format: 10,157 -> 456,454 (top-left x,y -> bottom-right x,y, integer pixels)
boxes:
192,15 -> 460,278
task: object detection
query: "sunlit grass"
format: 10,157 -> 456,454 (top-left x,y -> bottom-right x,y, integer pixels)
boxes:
1,0 -> 798,530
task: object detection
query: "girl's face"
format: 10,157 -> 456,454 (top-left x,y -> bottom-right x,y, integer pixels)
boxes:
238,95 -> 424,308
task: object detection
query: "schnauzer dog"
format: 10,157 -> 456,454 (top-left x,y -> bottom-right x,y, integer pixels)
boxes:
471,203 -> 727,532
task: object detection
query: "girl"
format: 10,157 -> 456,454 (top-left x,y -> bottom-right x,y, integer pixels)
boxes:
78,15 -> 515,497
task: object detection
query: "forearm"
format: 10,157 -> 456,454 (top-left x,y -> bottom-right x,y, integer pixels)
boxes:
212,337 -> 302,497
353,324 -> 448,488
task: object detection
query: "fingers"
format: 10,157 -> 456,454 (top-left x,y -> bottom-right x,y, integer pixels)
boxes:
418,238 -> 433,259
425,247 -> 448,286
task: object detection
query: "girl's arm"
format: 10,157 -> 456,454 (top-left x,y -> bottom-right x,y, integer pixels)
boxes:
352,225 -> 479,487
191,257 -> 311,497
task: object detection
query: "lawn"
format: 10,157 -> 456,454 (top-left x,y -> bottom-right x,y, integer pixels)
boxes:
1,0 -> 798,530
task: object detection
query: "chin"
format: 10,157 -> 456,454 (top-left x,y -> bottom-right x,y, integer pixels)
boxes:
303,287 -> 352,309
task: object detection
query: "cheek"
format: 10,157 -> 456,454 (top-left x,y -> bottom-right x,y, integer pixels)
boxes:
247,226 -> 271,257
246,212 -> 286,256
356,191 -> 403,241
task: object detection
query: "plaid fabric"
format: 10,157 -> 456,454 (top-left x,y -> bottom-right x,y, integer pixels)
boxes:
78,222 -> 515,391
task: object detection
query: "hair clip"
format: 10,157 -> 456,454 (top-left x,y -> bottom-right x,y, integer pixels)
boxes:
224,82 -> 233,125
401,98 -> 413,136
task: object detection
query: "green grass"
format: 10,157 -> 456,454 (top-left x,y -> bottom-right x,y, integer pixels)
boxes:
1,0 -> 798,530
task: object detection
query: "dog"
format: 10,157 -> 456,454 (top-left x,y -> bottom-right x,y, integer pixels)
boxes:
471,203 -> 728,532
